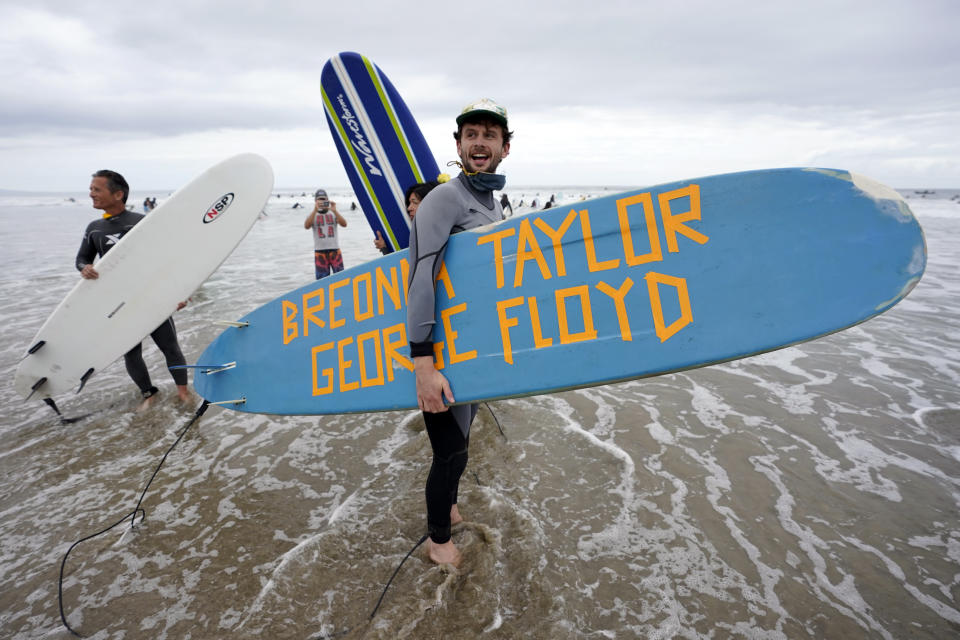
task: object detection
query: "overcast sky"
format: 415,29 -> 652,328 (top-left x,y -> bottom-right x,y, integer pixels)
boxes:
1,0 -> 957,191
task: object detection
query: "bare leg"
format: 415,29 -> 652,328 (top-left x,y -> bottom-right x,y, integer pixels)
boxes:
136,389 -> 159,412
450,504 -> 463,526
176,384 -> 193,403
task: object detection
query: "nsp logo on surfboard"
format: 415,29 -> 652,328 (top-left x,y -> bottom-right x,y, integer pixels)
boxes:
203,193 -> 235,224
336,94 -> 383,178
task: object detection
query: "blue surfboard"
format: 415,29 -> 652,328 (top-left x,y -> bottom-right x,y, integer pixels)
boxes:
321,51 -> 440,253
194,168 -> 926,415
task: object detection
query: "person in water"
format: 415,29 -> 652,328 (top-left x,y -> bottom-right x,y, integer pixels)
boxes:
77,170 -> 192,408
374,180 -> 440,254
499,192 -> 513,216
406,98 -> 511,566
304,188 -> 347,279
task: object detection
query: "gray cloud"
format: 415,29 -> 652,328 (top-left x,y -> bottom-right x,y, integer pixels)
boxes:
0,0 -> 957,188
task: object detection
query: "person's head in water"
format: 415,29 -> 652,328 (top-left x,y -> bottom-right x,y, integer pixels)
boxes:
453,98 -> 512,175
404,181 -> 440,218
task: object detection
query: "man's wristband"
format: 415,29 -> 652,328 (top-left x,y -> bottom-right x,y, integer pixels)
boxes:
410,341 -> 434,358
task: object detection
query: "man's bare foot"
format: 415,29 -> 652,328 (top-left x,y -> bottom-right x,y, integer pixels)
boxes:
136,393 -> 159,412
427,538 -> 462,567
176,385 -> 194,404
450,504 -> 463,526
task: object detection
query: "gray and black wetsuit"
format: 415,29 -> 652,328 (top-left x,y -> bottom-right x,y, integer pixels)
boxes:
75,210 -> 144,270
406,172 -> 504,543
76,211 -> 187,396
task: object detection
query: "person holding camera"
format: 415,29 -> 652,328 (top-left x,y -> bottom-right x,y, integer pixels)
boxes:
304,188 -> 347,280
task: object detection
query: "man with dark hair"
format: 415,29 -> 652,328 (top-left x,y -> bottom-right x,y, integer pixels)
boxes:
406,98 -> 512,565
77,169 -> 192,408
373,180 -> 440,254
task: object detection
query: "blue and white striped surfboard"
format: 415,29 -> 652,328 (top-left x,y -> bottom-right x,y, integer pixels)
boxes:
321,52 -> 440,253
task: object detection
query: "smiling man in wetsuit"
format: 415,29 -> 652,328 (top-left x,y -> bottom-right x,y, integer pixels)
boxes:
406,99 -> 512,566
77,169 -> 191,409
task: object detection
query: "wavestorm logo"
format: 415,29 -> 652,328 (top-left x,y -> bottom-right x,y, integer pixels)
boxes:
337,94 -> 383,177
203,193 -> 234,223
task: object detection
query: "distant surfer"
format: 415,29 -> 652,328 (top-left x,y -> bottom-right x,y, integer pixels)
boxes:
374,181 -> 439,254
303,188 -> 347,279
500,192 -> 513,216
407,98 -> 512,566
78,170 -> 192,409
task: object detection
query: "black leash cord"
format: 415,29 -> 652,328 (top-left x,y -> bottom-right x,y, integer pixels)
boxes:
129,401 -> 209,525
310,404 -> 508,637
298,403 -> 510,637
309,533 -> 430,640
484,402 -> 507,440
58,400 -> 209,638
369,533 -> 430,619
58,399 -> 443,638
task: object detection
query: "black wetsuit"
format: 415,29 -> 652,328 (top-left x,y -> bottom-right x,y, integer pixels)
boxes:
406,173 -> 504,543
76,211 -> 187,396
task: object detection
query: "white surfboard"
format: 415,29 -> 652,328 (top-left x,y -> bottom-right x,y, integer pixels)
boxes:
14,153 -> 274,400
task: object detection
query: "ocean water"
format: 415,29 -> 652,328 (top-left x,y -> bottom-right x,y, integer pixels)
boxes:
0,186 -> 958,639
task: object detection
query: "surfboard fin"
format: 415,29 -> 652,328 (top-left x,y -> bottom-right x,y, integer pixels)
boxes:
204,362 -> 236,374
42,397 -> 92,425
170,362 -> 236,374
43,397 -> 62,416
25,377 -> 47,402
208,396 -> 246,406
76,368 -> 95,393
18,340 -> 46,364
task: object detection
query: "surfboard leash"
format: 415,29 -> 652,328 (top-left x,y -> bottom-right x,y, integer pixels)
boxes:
308,533 -> 430,640
484,401 -> 507,440
56,400 -> 444,638
57,400 -> 210,638
313,402 -> 504,636
309,406 -> 502,638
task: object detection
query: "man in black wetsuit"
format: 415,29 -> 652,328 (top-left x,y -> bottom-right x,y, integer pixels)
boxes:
77,169 -> 191,408
406,99 -> 512,566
